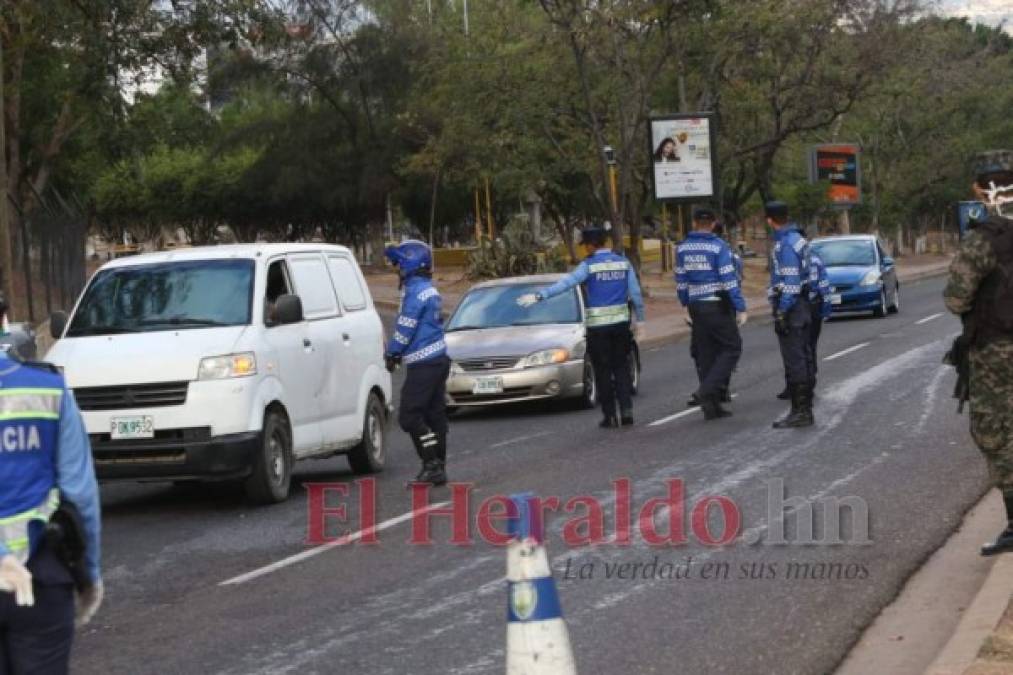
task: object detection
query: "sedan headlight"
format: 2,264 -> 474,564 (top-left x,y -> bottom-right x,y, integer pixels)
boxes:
859,270 -> 882,287
198,352 -> 257,380
450,361 -> 465,375
520,348 -> 569,368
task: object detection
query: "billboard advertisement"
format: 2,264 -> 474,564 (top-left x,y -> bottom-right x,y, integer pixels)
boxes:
649,113 -> 718,202
809,144 -> 861,206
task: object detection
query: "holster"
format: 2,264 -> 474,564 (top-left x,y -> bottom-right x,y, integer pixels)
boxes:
45,499 -> 90,592
716,290 -> 734,315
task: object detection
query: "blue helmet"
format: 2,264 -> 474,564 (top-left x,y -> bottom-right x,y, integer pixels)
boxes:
384,239 -> 432,277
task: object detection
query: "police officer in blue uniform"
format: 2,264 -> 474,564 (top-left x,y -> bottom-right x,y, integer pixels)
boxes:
518,226 -> 646,427
677,207 -> 748,420
766,201 -> 815,428
384,240 -> 451,486
0,352 -> 103,674
776,243 -> 833,401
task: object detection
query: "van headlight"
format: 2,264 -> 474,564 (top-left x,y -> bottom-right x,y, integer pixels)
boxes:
859,270 -> 882,287
520,348 -> 569,368
198,352 -> 257,380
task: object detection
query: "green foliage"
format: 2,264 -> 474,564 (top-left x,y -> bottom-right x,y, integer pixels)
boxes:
467,214 -> 567,279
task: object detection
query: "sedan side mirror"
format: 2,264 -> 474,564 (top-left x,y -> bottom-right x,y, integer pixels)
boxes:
49,311 -> 68,339
273,294 -> 304,325
882,256 -> 895,268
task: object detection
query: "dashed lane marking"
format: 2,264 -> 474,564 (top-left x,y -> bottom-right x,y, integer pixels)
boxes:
219,500 -> 452,586
915,312 -> 944,325
823,342 -> 871,362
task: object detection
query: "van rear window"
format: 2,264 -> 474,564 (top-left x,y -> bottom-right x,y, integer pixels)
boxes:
66,259 -> 255,337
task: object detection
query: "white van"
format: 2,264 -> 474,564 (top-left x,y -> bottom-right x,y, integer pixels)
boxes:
45,244 -> 392,503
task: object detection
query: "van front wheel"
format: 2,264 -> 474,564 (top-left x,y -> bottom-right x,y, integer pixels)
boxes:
348,393 -> 386,475
245,410 -> 293,504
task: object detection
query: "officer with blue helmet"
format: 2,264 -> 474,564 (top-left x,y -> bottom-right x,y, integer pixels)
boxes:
766,201 -> 815,428
775,238 -> 833,401
0,352 -> 103,672
517,225 -> 646,427
384,240 -> 451,486
677,207 -> 747,420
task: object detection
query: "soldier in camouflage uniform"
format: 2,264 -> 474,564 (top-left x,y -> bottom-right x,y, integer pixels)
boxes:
944,150 -> 1013,556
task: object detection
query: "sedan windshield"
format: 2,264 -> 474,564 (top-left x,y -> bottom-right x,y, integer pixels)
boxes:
446,283 -> 581,331
811,240 -> 877,267
67,259 -> 255,337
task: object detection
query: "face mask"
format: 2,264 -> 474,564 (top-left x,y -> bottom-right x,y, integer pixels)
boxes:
981,179 -> 1013,218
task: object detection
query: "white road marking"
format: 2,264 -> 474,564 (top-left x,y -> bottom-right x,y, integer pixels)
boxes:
916,312 -> 944,325
823,342 -> 871,362
489,431 -> 554,448
218,500 -> 452,586
648,394 -> 738,427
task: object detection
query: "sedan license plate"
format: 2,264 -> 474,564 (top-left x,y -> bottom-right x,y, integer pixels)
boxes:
472,376 -> 504,395
830,294 -> 843,306
110,415 -> 154,440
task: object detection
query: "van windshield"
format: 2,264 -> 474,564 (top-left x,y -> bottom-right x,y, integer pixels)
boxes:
66,259 -> 255,337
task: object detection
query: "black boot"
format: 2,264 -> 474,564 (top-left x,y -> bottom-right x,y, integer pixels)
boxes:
620,409 -> 634,426
410,429 -> 439,482
773,384 -> 814,428
416,460 -> 447,486
600,415 -> 618,428
700,394 -> 732,421
719,388 -> 733,404
981,527 -> 1013,556
687,393 -> 701,408
983,491 -> 1013,556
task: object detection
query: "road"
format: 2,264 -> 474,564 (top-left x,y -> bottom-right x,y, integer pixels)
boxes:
72,275 -> 989,675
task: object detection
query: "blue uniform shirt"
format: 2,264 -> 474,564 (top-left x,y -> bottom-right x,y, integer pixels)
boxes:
809,252 -> 833,319
387,274 -> 447,365
0,355 -> 101,583
539,249 -> 645,327
675,231 -> 747,313
768,225 -> 811,314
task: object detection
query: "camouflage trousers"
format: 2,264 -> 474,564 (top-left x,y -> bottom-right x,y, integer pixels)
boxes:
970,340 -> 1013,490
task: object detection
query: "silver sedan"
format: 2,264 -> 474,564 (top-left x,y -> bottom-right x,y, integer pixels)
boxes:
444,274 -> 640,409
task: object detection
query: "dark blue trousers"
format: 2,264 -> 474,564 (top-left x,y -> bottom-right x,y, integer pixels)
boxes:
0,547 -> 75,675
778,298 -> 813,387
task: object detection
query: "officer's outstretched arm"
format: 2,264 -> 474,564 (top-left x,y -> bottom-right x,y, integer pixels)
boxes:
57,390 -> 101,585
540,262 -> 590,301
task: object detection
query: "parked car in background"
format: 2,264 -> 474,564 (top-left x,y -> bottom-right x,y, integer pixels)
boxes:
45,244 -> 391,503
444,274 -> 640,409
810,235 -> 900,318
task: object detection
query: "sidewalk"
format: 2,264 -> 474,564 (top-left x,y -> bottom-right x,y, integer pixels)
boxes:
364,253 -> 955,348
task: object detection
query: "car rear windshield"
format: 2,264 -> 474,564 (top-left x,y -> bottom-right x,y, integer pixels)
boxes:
66,259 -> 255,337
446,283 -> 581,331
811,240 -> 877,267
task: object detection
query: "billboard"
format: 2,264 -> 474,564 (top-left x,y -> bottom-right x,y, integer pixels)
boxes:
649,113 -> 718,202
809,144 -> 861,206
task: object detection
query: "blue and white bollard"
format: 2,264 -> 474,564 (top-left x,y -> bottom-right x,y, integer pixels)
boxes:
505,493 -> 577,675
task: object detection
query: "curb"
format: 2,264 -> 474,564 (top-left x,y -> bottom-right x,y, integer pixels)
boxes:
927,554 -> 1013,674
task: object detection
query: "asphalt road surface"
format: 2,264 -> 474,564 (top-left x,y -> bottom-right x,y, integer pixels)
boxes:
73,276 -> 988,675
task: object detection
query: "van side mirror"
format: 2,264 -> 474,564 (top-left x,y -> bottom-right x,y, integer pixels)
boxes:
50,311 -> 68,339
273,294 -> 304,325
882,256 -> 895,268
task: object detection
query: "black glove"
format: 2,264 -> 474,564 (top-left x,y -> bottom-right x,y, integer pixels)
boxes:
774,312 -> 789,337
384,354 -> 401,373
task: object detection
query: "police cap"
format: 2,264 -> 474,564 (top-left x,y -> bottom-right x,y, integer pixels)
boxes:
692,206 -> 716,222
579,225 -> 608,247
765,200 -> 789,220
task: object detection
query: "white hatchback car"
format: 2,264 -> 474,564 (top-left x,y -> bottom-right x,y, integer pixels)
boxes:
46,244 -> 392,503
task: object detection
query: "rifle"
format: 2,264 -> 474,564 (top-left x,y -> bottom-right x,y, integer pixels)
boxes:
943,314 -> 976,414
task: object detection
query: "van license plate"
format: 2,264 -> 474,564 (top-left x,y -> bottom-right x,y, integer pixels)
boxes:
110,416 -> 154,440
472,376 -> 504,395
830,294 -> 843,306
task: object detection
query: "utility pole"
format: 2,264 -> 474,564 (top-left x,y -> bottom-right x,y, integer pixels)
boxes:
0,32 -> 14,313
